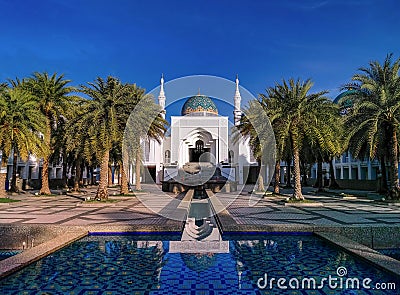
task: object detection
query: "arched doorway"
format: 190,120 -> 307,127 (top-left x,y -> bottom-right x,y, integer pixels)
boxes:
189,140 -> 210,162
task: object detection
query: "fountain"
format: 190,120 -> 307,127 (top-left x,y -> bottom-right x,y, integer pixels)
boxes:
170,188 -> 229,253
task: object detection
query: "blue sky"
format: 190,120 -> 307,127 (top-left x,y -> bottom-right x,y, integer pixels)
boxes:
1,0 -> 399,107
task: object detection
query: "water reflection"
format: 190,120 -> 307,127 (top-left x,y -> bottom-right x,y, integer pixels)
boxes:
1,235 -> 399,295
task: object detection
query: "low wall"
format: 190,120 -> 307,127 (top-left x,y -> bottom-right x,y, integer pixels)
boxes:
0,225 -> 67,250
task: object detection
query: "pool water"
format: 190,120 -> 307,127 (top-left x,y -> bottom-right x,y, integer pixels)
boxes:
0,250 -> 21,261
378,248 -> 400,261
0,234 -> 398,295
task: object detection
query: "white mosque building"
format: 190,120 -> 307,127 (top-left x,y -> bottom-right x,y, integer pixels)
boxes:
137,76 -> 257,191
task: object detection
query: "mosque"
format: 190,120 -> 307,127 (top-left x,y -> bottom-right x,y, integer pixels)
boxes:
3,77 -> 391,192
137,76 -> 257,190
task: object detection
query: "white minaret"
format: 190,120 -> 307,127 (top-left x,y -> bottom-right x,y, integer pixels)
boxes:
158,74 -> 166,118
155,74 -> 166,184
234,74 -> 242,125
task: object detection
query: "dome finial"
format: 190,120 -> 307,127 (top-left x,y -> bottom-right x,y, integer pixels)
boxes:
198,88 -> 201,95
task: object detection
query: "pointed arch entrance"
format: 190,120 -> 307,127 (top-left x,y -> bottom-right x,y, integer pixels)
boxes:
189,140 -> 210,162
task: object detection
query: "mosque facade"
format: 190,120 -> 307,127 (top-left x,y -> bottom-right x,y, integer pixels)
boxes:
138,76 -> 257,187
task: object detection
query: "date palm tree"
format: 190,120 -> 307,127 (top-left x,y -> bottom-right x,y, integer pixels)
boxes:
25,72 -> 75,195
343,54 -> 400,199
266,78 -> 334,200
309,105 -> 343,191
123,94 -> 167,191
78,77 -> 167,199
236,98 -> 278,193
78,77 -> 131,200
0,82 -> 8,195
235,108 -> 264,191
63,97 -> 94,191
0,86 -> 47,194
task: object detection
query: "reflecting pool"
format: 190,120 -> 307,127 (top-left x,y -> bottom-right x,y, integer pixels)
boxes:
0,234 -> 398,294
0,250 -> 21,261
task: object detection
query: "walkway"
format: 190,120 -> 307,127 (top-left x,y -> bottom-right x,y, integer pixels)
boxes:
0,186 -> 183,227
0,185 -> 399,228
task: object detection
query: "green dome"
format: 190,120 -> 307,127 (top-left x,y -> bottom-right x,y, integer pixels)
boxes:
181,95 -> 218,116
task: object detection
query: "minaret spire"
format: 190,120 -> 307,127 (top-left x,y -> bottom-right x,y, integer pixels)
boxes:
158,74 -> 166,117
234,74 -> 242,125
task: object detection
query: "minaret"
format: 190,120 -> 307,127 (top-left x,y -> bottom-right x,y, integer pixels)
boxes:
155,74 -> 166,185
234,74 -> 242,125
158,74 -> 166,118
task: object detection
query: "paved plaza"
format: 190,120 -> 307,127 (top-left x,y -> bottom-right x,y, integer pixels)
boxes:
0,184 -> 399,228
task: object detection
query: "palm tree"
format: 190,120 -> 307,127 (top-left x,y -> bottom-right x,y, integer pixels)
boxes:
25,72 -> 75,195
77,77 -> 130,199
64,98 -> 94,192
0,86 -> 47,194
310,107 -> 343,191
266,78 -> 334,200
235,110 -> 263,191
78,77 -> 166,199
235,99 -> 276,193
0,82 -> 8,195
123,95 -> 167,191
343,54 -> 400,199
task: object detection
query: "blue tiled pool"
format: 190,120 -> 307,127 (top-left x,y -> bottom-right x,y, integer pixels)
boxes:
0,234 -> 398,294
378,248 -> 400,261
0,250 -> 21,261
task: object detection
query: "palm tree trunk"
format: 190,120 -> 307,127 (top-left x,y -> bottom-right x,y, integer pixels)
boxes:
79,161 -> 84,187
61,151 -> 68,188
389,129 -> 400,200
73,157 -> 81,192
0,157 -> 7,197
10,148 -> 18,193
96,150 -> 109,200
315,157 -> 323,192
135,150 -> 142,191
40,117 -> 52,195
108,164 -> 113,186
256,159 -> 265,192
379,156 -> 388,193
90,166 -> 94,185
86,164 -> 90,186
292,142 -> 304,200
120,163 -> 129,195
274,160 -> 280,194
300,160 -> 307,186
328,158 -> 340,189
285,160 -> 292,188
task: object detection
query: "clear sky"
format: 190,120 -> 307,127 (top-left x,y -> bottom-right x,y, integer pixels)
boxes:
1,0 -> 399,103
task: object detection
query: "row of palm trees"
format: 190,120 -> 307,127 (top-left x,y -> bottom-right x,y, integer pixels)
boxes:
0,74 -> 166,199
238,54 -> 400,200
1,54 -> 399,201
